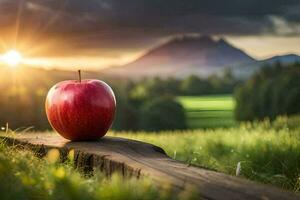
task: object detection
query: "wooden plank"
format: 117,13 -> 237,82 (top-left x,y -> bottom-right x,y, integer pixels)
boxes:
0,133 -> 299,200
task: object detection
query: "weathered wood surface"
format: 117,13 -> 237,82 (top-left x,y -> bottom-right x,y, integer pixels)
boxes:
0,133 -> 299,200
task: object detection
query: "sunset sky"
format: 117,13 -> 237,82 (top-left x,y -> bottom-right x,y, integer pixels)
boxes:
0,0 -> 300,70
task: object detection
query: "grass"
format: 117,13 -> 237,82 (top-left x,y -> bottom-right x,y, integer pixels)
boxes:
0,138 -> 198,200
2,115 -> 300,198
177,95 -> 236,129
111,115 -> 300,192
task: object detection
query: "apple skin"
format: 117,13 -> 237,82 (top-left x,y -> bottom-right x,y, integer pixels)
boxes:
45,79 -> 116,141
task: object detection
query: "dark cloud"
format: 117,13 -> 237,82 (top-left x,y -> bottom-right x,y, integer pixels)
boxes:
0,0 -> 299,56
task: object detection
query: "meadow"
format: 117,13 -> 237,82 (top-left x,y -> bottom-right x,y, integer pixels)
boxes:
112,115 -> 300,192
1,115 -> 300,200
177,95 -> 236,129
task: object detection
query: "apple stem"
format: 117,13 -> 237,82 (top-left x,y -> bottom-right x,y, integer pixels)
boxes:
78,70 -> 81,83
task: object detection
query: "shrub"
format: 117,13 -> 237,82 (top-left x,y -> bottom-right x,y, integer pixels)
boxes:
140,97 -> 187,131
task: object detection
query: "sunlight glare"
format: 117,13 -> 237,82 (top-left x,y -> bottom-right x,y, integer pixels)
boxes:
1,49 -> 23,67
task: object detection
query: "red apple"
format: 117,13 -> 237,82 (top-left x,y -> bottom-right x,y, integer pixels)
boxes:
45,70 -> 116,141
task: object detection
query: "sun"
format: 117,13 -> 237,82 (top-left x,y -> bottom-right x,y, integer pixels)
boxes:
1,49 -> 23,67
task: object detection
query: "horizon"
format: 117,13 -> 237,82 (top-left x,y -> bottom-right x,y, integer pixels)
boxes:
1,34 -> 300,71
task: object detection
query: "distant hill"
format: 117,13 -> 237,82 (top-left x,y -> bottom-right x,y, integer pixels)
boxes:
103,35 -> 256,78
261,54 -> 300,65
233,54 -> 300,78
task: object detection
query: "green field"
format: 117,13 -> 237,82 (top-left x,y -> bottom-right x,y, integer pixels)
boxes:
177,95 -> 236,129
1,116 -> 300,199
113,115 -> 300,192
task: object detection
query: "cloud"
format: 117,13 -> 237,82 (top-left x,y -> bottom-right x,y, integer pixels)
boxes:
269,15 -> 300,35
0,0 -> 299,56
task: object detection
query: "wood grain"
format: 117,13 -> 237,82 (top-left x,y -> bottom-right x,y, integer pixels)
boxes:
0,133 -> 299,200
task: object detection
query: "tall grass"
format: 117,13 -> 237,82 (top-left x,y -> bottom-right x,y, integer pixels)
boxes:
1,115 -> 299,198
111,116 -> 300,191
0,139 -> 197,200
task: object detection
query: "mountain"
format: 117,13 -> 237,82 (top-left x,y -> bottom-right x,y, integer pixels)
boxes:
261,54 -> 300,65
103,35 -> 256,78
233,54 -> 300,78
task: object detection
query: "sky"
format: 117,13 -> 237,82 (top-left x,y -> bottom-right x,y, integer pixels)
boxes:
0,0 -> 300,70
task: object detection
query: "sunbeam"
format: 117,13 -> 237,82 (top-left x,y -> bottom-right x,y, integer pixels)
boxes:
13,0 -> 25,49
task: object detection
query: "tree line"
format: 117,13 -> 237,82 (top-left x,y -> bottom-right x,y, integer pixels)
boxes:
235,62 -> 300,121
0,67 -> 238,131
